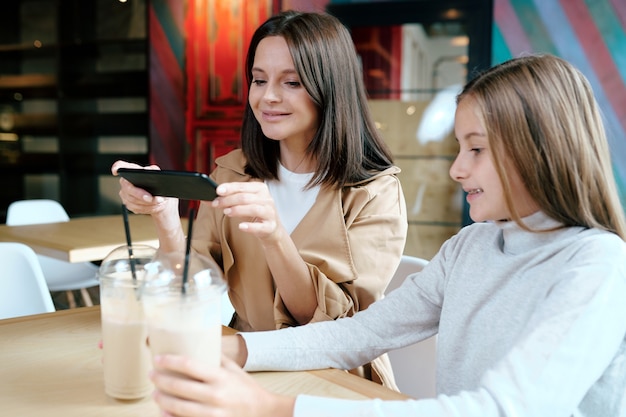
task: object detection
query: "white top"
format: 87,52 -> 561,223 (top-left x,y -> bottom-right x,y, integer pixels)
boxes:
266,164 -> 319,234
242,211 -> 626,417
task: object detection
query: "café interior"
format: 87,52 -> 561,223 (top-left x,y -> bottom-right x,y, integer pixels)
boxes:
0,0 -> 494,266
1,0 -> 625,413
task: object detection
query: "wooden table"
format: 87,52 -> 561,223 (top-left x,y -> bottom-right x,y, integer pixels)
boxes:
0,214 -> 187,263
0,307 -> 408,416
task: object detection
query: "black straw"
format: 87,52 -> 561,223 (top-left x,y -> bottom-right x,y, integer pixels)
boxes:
122,204 -> 137,281
181,207 -> 196,295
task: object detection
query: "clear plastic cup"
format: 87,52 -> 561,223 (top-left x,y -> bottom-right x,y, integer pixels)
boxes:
99,244 -> 157,400
142,250 -> 226,370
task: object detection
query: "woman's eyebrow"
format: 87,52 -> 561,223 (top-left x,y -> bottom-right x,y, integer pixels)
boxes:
251,67 -> 298,76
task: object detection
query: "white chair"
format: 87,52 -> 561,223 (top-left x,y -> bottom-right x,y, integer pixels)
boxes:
6,199 -> 99,308
386,255 -> 437,399
0,242 -> 55,319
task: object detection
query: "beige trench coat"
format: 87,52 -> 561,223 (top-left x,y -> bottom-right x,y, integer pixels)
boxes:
192,149 -> 408,388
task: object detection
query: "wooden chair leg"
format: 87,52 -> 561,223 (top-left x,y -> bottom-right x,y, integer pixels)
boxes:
66,290 -> 77,309
80,287 -> 94,307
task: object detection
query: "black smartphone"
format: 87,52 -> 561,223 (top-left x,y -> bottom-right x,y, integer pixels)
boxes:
117,168 -> 218,201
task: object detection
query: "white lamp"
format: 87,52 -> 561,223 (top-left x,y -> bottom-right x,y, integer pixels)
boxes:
416,83 -> 462,144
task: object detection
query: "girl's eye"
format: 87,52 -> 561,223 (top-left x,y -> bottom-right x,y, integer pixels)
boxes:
286,81 -> 301,87
252,79 -> 266,86
470,148 -> 482,154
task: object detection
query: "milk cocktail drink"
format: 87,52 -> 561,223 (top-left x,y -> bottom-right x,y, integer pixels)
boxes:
101,319 -> 150,396
145,292 -> 222,369
100,285 -> 151,399
99,244 -> 157,400
142,251 -> 226,371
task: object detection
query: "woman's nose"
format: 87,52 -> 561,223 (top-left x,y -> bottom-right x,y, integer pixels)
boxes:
263,82 -> 281,102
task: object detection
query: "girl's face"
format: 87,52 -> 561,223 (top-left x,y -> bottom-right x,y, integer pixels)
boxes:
449,97 -> 539,222
248,36 -> 320,148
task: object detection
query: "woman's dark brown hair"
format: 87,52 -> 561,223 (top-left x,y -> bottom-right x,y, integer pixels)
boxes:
241,10 -> 394,188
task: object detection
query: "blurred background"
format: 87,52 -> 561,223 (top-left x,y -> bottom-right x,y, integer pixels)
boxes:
1,0 -> 624,262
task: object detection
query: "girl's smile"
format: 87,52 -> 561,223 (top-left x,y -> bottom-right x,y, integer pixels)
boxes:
450,98 -> 539,222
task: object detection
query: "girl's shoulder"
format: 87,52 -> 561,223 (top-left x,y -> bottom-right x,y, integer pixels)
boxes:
448,219 -> 626,259
570,227 -> 626,259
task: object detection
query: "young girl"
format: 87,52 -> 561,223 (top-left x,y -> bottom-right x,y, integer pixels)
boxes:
149,54 -> 626,417
112,11 -> 406,387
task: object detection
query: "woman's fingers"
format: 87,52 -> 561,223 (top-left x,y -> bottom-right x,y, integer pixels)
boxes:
111,160 -> 161,176
212,182 -> 277,229
215,181 -> 267,195
111,160 -> 143,175
213,182 -> 272,208
112,165 -> 174,214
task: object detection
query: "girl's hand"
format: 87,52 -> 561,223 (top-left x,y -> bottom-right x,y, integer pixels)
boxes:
211,182 -> 285,246
151,354 -> 295,417
111,160 -> 178,217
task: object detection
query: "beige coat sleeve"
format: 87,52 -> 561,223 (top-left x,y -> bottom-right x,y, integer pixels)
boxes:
191,150 -> 407,336
275,171 -> 408,327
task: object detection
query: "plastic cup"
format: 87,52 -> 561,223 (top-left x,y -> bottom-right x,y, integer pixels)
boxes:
142,250 -> 226,370
99,244 -> 157,400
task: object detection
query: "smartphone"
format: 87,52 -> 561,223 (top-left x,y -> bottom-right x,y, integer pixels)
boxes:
117,168 -> 218,201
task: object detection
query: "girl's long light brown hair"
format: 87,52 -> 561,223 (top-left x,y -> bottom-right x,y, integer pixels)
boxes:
458,54 -> 626,239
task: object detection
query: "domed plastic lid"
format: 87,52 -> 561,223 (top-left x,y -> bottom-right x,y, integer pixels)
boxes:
143,250 -> 226,295
98,244 -> 158,282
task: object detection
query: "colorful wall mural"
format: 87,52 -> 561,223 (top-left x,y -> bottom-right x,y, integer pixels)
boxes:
493,0 -> 626,206
149,0 -> 626,207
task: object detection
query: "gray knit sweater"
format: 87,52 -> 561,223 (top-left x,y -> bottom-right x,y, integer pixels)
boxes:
242,211 -> 626,417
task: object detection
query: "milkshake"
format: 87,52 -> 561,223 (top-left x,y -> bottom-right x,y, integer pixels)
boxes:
146,298 -> 222,369
101,316 -> 151,399
142,250 -> 226,371
99,244 -> 157,400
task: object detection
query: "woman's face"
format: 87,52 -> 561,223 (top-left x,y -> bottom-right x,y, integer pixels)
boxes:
449,97 -> 539,222
248,36 -> 320,147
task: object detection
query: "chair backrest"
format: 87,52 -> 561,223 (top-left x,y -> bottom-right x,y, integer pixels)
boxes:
386,255 -> 437,399
6,199 -> 99,292
386,255 -> 430,293
0,242 -> 56,319
6,199 -> 70,226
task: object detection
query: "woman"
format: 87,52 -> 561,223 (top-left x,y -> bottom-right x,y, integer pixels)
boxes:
150,54 -> 626,417
112,11 -> 407,387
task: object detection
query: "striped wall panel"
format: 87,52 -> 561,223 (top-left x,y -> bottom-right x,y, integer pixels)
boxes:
148,0 -> 626,208
494,0 -> 626,207
149,0 -> 187,170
